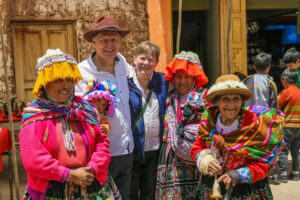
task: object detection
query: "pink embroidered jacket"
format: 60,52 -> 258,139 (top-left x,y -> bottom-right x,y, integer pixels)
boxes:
19,118 -> 111,193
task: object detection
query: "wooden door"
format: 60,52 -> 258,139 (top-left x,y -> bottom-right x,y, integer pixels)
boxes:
12,21 -> 77,103
231,0 -> 247,74
220,0 -> 247,74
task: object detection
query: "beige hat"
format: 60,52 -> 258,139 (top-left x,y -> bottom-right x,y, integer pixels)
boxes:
206,74 -> 252,103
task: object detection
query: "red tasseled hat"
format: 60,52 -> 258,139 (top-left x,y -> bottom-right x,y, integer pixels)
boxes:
165,51 -> 208,88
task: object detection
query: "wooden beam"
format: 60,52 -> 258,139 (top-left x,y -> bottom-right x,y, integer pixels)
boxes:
232,0 -> 247,74
220,0 -> 232,74
0,20 -> 21,200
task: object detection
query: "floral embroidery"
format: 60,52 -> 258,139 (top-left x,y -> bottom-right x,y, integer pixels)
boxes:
236,167 -> 252,183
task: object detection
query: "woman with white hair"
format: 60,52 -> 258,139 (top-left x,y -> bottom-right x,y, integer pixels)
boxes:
191,74 -> 284,199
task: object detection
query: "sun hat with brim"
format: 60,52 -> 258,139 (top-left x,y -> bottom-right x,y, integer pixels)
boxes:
32,49 -> 82,97
83,80 -> 118,117
206,74 -> 252,103
83,16 -> 130,43
165,51 -> 208,88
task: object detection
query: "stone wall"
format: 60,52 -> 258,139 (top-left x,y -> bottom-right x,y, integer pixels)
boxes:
0,0 -> 149,97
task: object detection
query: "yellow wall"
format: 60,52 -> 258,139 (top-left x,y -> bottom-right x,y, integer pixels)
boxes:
147,0 -> 173,72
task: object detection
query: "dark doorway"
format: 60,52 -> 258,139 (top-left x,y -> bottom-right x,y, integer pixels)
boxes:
172,11 -> 207,69
247,9 -> 299,92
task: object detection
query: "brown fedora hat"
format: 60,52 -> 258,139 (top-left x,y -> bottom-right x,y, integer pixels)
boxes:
83,16 -> 130,43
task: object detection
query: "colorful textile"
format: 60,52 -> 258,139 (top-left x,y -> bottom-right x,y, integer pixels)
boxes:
196,176 -> 273,200
19,117 -> 110,193
22,95 -> 99,152
162,88 -> 208,164
156,143 -> 200,200
156,89 -> 207,199
84,80 -> 118,117
23,175 -> 121,200
190,105 -> 283,199
236,167 -> 251,183
197,105 -> 283,166
165,51 -> 208,89
163,88 -> 208,142
278,85 -> 300,128
22,96 -> 99,128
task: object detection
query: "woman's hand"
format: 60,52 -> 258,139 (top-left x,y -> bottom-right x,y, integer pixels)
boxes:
217,173 -> 234,189
208,160 -> 223,176
67,167 -> 95,187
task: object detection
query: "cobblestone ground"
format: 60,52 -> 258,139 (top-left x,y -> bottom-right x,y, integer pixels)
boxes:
0,151 -> 299,200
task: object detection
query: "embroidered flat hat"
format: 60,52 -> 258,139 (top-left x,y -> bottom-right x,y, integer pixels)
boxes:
83,80 -> 118,117
32,49 -> 82,97
165,51 -> 208,88
206,74 -> 252,103
83,16 -> 130,42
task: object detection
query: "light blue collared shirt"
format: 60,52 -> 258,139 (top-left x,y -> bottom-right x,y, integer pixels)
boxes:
75,52 -> 134,156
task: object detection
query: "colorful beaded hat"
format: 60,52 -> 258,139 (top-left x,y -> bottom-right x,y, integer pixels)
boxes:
32,49 -> 82,97
83,80 -> 118,117
165,51 -> 208,88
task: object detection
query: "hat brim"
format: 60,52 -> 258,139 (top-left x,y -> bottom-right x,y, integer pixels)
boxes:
83,28 -> 130,43
205,88 -> 252,103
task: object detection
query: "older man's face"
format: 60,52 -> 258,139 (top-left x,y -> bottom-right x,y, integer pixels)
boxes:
92,31 -> 122,62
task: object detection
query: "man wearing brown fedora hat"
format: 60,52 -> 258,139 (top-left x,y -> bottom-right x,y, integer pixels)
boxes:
75,16 -> 133,200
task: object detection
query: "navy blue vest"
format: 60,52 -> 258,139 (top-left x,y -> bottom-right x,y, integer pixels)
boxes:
128,72 -> 168,161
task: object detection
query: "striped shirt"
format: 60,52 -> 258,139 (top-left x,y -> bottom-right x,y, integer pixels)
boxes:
279,85 -> 300,128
